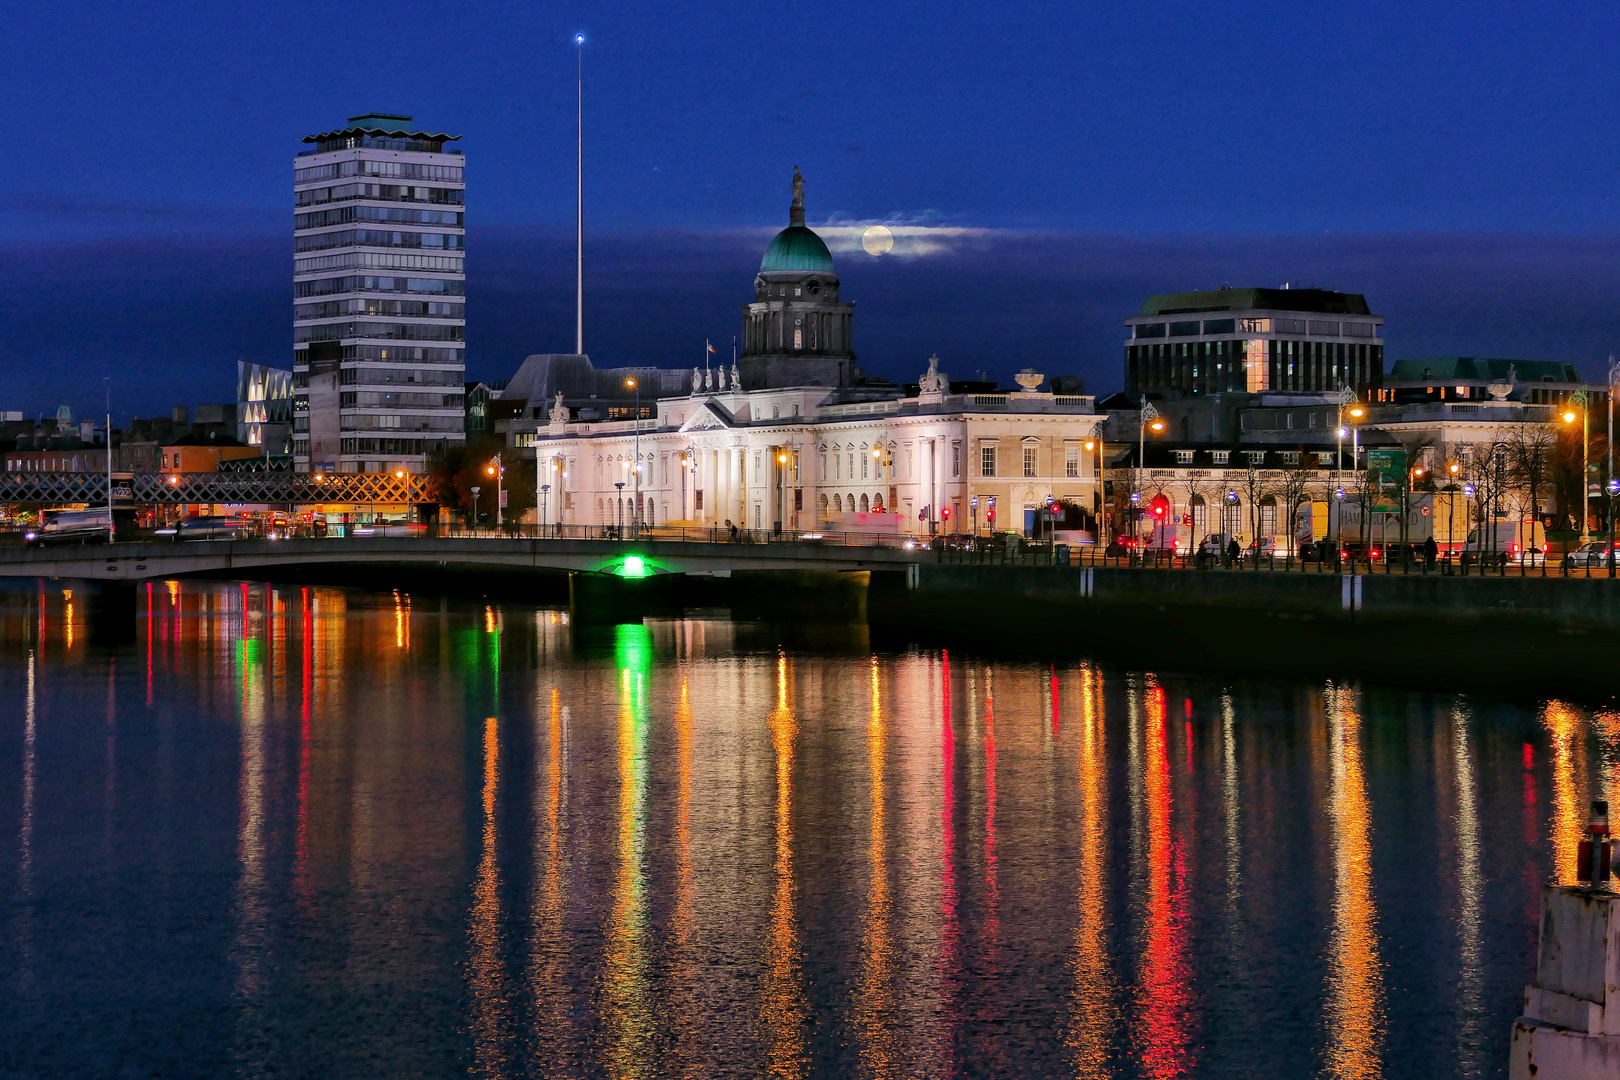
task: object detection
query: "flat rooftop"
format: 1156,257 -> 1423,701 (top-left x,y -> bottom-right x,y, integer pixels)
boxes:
1136,287 -> 1373,318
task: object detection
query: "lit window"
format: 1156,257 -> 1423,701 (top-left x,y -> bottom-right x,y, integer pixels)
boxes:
981,446 -> 996,476
1023,446 -> 1037,477
1175,450 -> 1194,465
1066,446 -> 1080,477
1212,451 -> 1230,465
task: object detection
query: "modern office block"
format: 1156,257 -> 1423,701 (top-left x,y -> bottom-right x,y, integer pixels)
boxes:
1124,287 -> 1384,399
292,114 -> 466,474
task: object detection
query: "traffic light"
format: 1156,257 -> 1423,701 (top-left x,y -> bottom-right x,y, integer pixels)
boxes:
1152,502 -> 1166,519
986,507 -> 995,523
941,507 -> 951,520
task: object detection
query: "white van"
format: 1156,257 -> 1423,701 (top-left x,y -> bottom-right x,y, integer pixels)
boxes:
1463,519 -> 1546,566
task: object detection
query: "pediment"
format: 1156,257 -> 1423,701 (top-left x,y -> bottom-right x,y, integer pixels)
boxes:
679,405 -> 731,432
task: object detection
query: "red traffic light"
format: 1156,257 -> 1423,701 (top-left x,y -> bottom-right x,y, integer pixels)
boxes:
986,509 -> 995,522
941,507 -> 951,519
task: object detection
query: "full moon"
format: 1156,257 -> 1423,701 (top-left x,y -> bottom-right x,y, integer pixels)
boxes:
861,225 -> 895,256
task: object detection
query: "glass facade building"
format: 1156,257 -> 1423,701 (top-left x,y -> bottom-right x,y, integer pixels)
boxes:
292,114 -> 466,474
1124,288 -> 1383,399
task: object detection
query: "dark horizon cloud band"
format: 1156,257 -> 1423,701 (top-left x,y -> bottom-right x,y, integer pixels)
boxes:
7,227 -> 1620,422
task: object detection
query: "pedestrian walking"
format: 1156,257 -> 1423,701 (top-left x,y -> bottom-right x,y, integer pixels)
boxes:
1423,534 -> 1438,571
1226,537 -> 1241,568
726,518 -> 738,542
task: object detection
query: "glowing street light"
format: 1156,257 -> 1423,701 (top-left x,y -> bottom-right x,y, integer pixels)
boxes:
1566,391 -> 1590,536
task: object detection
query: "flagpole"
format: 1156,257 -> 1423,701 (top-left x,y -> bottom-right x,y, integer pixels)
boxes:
575,33 -> 585,356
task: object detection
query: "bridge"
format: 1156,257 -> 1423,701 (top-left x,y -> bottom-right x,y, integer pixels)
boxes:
0,470 -> 424,506
0,534 -> 926,582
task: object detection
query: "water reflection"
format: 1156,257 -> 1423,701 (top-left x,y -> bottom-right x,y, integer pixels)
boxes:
761,654 -> 808,1078
605,625 -> 654,1078
1449,702 -> 1487,1076
1322,684 -> 1385,1080
1065,664 -> 1115,1078
855,657 -> 899,1077
5,580 -> 1620,1079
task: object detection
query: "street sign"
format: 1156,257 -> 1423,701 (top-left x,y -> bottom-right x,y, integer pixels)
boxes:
1366,448 -> 1407,513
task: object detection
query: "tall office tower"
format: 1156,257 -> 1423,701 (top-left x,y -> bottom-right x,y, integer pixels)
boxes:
292,114 -> 466,474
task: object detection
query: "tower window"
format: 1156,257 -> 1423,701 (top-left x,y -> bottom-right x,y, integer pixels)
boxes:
794,328 -> 802,349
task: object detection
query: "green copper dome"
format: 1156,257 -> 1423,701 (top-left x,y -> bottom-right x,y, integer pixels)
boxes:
760,225 -> 834,273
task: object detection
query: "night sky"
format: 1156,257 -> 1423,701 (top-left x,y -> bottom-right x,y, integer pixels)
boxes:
8,1 -> 1620,421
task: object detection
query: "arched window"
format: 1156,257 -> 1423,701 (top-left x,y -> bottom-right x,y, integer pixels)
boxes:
1259,496 -> 1277,537
1222,500 -> 1244,537
833,494 -> 842,512
1190,494 -> 1206,540
860,493 -> 870,512
847,493 -> 856,514
819,493 -> 829,515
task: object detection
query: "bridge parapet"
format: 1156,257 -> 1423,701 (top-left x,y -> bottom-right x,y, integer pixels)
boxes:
0,471 -> 426,506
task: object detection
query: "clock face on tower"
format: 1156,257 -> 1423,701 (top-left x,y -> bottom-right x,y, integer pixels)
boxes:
806,279 -> 822,296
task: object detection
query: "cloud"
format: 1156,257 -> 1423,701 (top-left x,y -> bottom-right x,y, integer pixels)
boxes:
0,193 -> 280,240
818,224 -> 1004,258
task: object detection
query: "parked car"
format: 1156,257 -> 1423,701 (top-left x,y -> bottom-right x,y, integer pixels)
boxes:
1246,535 -> 1288,558
1563,541 -> 1617,570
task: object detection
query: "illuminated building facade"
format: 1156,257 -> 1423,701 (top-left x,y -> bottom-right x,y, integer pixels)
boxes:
1125,288 -> 1384,399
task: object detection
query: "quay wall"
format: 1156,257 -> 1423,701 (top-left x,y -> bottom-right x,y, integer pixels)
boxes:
868,566 -> 1620,690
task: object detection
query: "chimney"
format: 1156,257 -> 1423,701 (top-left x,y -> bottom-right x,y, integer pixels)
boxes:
172,405 -> 189,426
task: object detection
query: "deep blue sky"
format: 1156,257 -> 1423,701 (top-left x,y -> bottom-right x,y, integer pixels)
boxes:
8,0 -> 1620,420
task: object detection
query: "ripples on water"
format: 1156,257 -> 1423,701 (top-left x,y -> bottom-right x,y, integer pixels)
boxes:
0,581 -> 1616,1078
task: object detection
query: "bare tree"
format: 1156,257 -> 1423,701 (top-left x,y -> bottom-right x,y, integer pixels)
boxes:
1463,435 -> 1511,566
1238,456 -> 1274,563
1505,422 -> 1556,568
1175,470 -> 1211,550
1274,446 -> 1318,557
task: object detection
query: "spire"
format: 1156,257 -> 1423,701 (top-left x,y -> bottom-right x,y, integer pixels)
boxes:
789,166 -> 805,226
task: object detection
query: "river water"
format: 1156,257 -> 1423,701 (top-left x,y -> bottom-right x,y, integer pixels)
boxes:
0,580 -> 1615,1079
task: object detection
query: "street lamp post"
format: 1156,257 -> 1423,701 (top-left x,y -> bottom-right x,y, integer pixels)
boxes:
487,455 -> 504,528
1608,477 -> 1619,578
1333,486 -> 1345,570
614,480 -> 625,535
1085,435 -> 1103,548
470,486 -> 481,533
971,495 -> 979,543
626,376 -> 641,538
1565,393 -> 1590,540
1137,397 -> 1162,548
540,483 -> 551,537
775,448 -> 789,536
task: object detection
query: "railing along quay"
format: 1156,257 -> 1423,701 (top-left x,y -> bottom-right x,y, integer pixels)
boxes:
935,541 -> 1620,579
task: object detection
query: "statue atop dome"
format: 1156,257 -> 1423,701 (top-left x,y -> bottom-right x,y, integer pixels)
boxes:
790,166 -> 805,226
